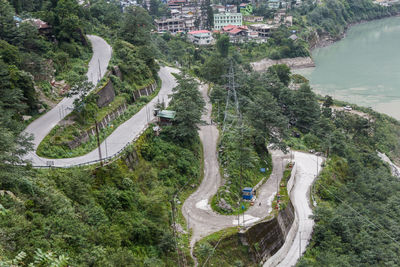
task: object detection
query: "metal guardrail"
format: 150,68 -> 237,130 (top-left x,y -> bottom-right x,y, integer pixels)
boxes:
33,125 -> 150,169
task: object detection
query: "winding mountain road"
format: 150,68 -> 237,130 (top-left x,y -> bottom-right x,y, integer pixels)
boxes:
182,83 -> 325,267
264,152 -> 324,267
23,35 -> 324,266
182,84 -> 289,247
22,35 -> 179,167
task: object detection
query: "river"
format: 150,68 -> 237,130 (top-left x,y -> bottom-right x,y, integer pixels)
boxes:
296,16 -> 400,120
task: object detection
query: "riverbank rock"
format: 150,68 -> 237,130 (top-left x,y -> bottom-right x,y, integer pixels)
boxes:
217,198 -> 233,212
251,57 -> 315,72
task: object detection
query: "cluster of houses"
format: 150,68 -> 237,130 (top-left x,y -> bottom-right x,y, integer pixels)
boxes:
153,0 -> 300,45
372,0 -> 400,6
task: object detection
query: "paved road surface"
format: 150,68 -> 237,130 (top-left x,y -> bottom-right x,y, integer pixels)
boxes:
22,35 -> 179,167
23,35 -> 112,154
182,84 -> 288,248
23,65 -> 178,167
264,152 -> 323,267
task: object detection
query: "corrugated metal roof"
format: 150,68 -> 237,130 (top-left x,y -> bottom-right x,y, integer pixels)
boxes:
157,110 -> 176,119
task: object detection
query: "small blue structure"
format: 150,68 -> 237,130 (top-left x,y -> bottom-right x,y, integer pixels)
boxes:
242,187 -> 254,200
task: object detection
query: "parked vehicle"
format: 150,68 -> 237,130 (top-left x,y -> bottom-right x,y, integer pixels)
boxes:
344,105 -> 352,111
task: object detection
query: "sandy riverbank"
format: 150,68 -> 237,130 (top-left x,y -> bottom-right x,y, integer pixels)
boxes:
251,57 -> 315,72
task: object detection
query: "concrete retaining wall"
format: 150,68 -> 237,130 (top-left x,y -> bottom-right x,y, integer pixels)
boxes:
237,161 -> 298,264
67,102 -> 127,149
132,82 -> 157,101
96,79 -> 115,108
124,148 -> 139,169
239,200 -> 296,263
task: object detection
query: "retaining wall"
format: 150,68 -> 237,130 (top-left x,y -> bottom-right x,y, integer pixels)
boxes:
124,148 -> 139,169
67,102 -> 127,149
237,162 -> 298,264
132,82 -> 157,101
96,79 -> 115,108
238,200 -> 295,263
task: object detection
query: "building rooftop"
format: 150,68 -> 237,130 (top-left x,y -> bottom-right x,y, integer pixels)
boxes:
289,34 -> 298,40
157,110 -> 176,119
188,30 -> 211,35
250,23 -> 277,30
24,18 -> 50,29
215,12 -> 242,16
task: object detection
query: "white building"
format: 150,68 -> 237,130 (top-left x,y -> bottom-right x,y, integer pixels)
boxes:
214,13 -> 243,30
187,30 -> 213,45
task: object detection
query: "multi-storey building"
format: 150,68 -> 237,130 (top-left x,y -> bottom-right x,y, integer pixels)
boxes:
213,13 -> 243,30
187,30 -> 214,45
249,24 -> 278,38
154,18 -> 185,33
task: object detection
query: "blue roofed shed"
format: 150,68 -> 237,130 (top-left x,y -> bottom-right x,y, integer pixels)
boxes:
242,187 -> 254,200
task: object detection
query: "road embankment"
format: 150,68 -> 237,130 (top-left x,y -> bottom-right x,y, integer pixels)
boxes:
251,57 -> 315,72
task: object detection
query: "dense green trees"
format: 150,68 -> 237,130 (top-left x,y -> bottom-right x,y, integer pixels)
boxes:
119,6 -> 154,46
304,0 -> 399,36
166,74 -> 205,144
1,126 -> 201,265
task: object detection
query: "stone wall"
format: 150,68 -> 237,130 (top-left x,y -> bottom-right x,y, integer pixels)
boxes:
238,200 -> 296,263
96,79 -> 115,108
124,149 -> 139,169
66,102 -> 127,149
112,66 -> 123,80
132,82 -> 157,101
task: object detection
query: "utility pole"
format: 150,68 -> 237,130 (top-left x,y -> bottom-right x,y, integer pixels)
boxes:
95,120 -> 103,167
171,194 -> 181,267
239,114 -> 244,227
299,231 -> 301,257
98,59 -> 102,82
105,137 -> 108,158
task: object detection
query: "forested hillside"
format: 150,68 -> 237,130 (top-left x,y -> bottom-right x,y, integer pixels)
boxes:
1,0 -> 400,266
302,0 -> 400,36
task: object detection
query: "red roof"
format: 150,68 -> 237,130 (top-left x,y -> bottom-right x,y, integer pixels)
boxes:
222,25 -> 248,34
222,25 -> 236,31
228,28 -> 243,34
188,30 -> 211,35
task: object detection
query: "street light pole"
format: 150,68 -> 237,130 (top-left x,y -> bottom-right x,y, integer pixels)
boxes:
299,231 -> 301,257
95,120 -> 103,167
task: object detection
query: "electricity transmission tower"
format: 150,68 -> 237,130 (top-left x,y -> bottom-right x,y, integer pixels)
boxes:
223,62 -> 241,133
222,62 -> 247,226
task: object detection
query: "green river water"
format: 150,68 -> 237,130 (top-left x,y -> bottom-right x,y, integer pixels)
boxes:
296,16 -> 400,120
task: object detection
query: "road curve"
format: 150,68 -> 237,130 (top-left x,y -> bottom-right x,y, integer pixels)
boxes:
264,151 -> 324,267
22,34 -> 180,167
23,66 -> 178,167
23,35 -> 112,154
182,84 -> 288,248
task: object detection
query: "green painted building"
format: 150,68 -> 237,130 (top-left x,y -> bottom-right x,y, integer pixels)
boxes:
213,13 -> 243,30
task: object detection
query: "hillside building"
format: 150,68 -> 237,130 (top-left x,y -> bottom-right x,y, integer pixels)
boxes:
187,30 -> 214,45
214,13 -> 243,30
